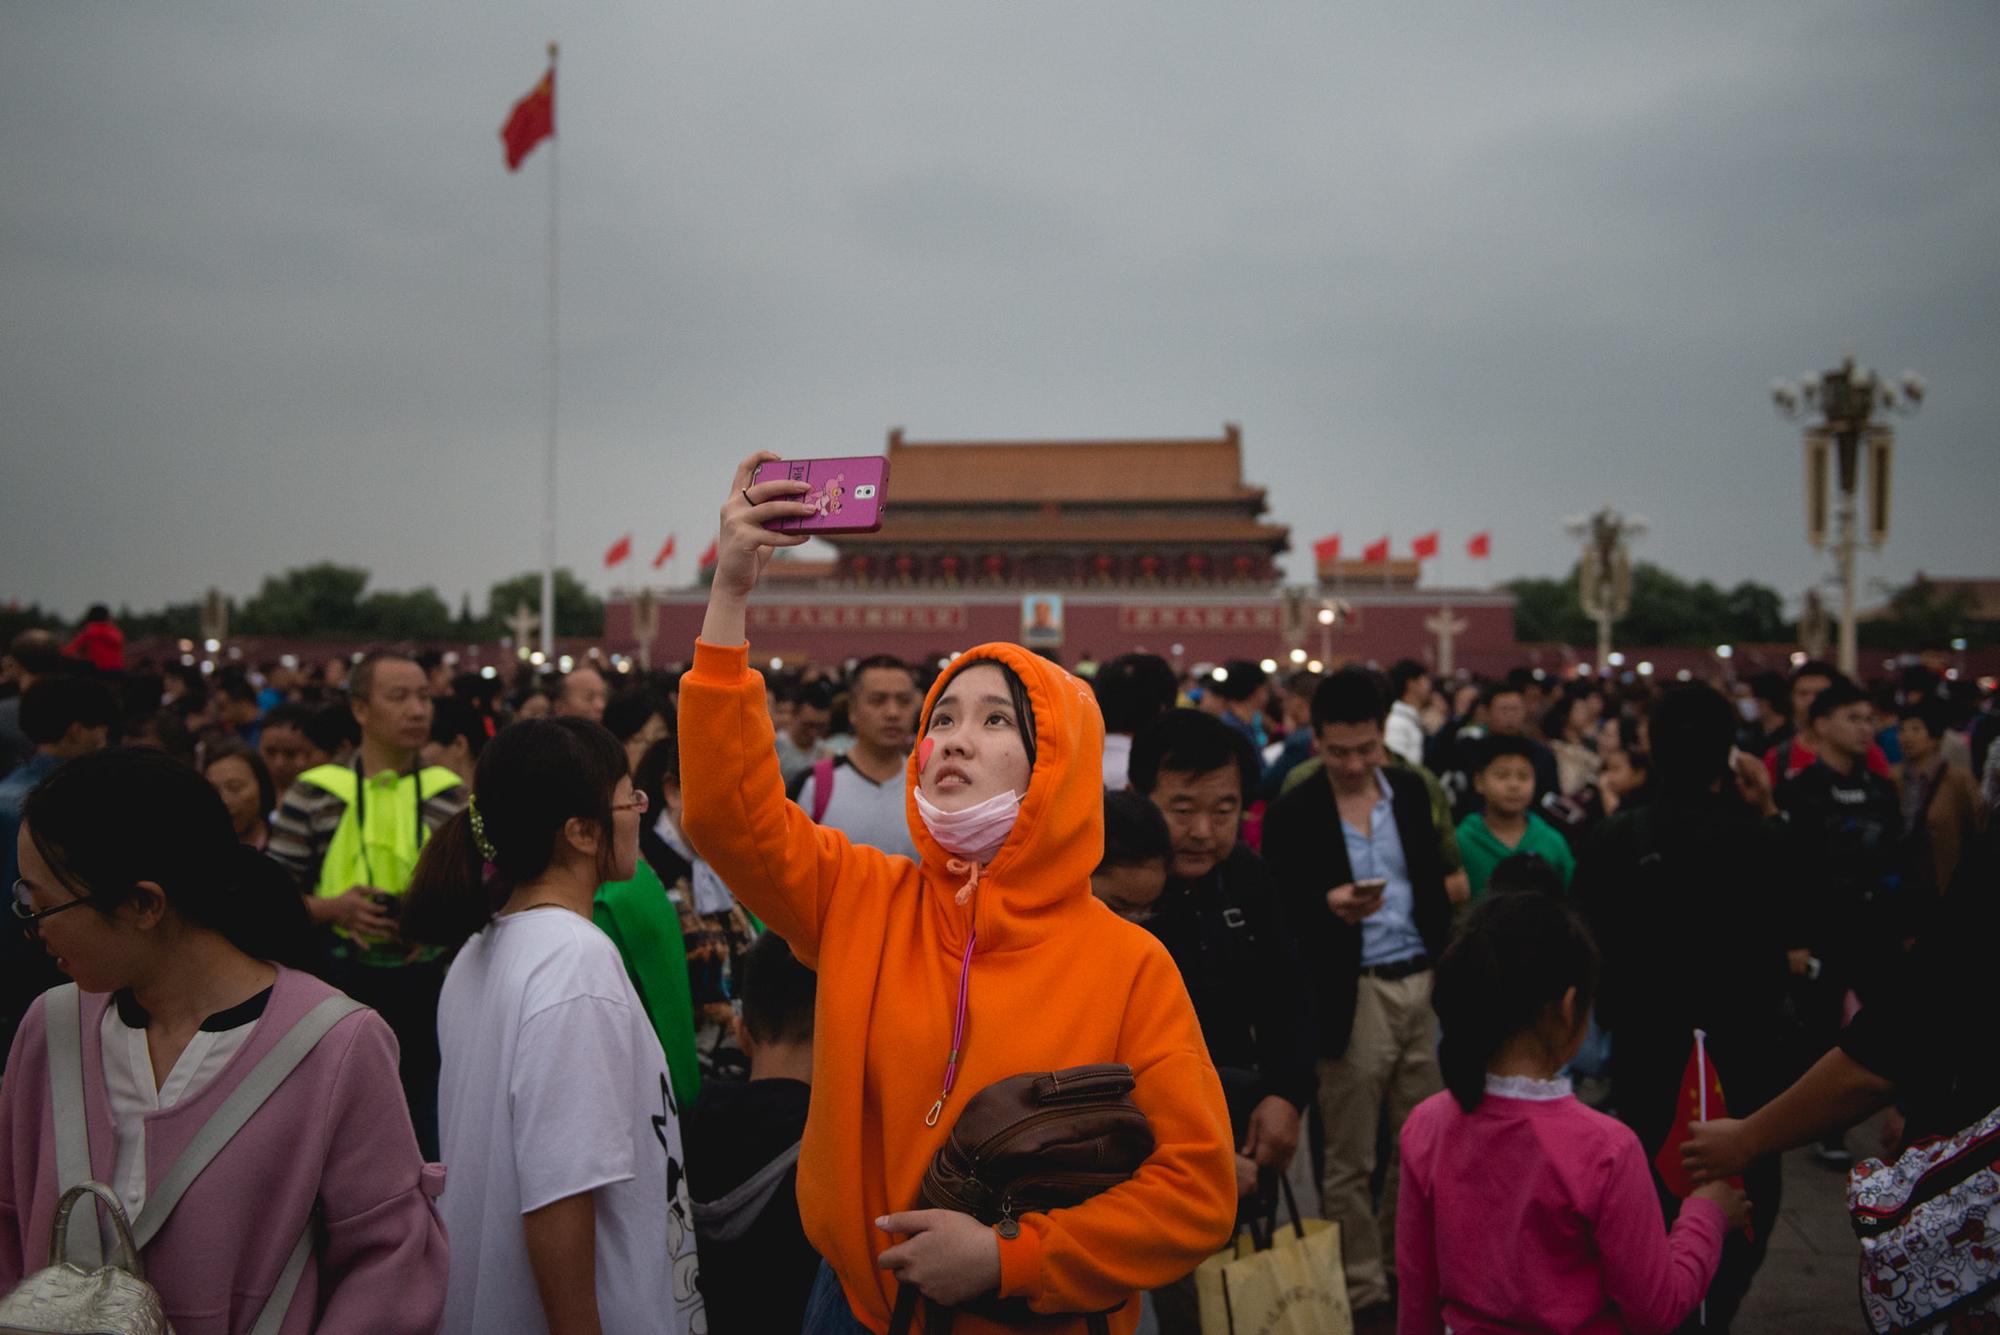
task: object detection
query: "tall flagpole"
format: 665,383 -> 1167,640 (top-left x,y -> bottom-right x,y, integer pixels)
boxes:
539,40 -> 560,664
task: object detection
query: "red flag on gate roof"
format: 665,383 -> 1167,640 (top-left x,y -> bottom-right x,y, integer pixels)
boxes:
1655,1032 -> 1753,1238
604,534 -> 632,568
1362,536 -> 1390,564
1411,531 -> 1440,560
501,68 -> 555,171
1312,534 -> 1341,563
1467,531 -> 1492,559
651,534 -> 676,569
698,539 -> 718,570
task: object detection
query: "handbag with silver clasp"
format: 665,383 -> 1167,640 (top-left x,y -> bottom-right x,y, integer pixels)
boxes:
0,1180 -> 172,1335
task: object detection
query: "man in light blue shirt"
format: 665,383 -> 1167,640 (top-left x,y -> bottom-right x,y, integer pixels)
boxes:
1261,669 -> 1454,1320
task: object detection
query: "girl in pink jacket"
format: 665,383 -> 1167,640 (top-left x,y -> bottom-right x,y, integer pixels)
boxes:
1396,890 -> 1748,1335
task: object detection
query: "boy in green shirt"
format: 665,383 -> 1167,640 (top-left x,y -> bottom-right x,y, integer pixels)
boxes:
1455,733 -> 1575,899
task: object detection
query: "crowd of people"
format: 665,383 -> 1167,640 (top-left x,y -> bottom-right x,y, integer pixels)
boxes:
1,464 -> 1996,1334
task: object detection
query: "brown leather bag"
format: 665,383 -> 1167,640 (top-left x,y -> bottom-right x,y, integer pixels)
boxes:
888,1063 -> 1155,1335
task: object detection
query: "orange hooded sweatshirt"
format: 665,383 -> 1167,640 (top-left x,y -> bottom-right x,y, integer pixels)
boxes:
679,639 -> 1236,1333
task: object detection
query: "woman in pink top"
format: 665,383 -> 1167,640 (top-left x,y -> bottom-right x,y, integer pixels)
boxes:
1,748 -> 447,1333
1396,891 -> 1748,1335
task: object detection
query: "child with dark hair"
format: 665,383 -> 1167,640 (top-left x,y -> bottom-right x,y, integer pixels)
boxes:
1089,790 -> 1173,924
1399,893 -> 1746,1335
1485,850 -> 1566,900
685,931 -> 820,1335
403,717 -> 705,1335
1455,735 -> 1575,901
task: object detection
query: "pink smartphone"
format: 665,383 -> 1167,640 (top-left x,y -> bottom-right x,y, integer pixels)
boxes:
752,456 -> 889,535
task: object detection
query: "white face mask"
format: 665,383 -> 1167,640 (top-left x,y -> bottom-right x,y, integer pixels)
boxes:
914,785 -> 1021,864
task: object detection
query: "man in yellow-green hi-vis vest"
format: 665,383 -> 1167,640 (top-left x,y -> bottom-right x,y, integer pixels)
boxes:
268,650 -> 464,1156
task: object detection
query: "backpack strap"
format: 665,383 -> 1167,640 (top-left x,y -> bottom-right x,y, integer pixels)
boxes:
810,756 -> 836,823
248,1219 -> 316,1335
44,983 -> 103,1269
129,994 -> 363,1248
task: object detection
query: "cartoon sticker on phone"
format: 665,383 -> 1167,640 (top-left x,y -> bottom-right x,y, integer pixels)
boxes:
752,456 -> 890,535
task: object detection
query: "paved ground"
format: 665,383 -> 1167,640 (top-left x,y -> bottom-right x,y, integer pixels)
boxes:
1732,1113 -> 1889,1335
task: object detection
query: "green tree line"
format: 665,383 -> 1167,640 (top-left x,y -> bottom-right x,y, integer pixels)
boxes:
1,564 -> 604,647
1505,563 -> 1791,647
6,561 -> 1989,650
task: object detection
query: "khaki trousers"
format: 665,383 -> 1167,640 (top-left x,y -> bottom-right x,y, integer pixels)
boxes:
1315,970 -> 1441,1310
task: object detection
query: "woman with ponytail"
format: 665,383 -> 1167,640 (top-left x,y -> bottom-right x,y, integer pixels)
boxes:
1396,891 -> 1747,1335
403,717 -> 704,1335
676,455 -> 1236,1335
0,747 -> 446,1332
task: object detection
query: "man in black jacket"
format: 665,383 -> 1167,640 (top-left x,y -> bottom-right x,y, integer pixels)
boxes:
1129,710 -> 1317,1197
1261,669 -> 1452,1320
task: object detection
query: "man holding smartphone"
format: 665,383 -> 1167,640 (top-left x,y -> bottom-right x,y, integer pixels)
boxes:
1261,668 -> 1453,1332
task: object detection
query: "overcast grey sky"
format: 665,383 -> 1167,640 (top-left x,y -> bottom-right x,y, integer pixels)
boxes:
4,3 -> 1997,621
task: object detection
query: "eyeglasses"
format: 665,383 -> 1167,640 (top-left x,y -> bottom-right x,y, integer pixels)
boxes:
612,791 -> 650,814
10,879 -> 91,940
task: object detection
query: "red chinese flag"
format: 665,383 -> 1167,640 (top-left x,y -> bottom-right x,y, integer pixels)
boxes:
1312,534 -> 1341,563
604,533 -> 632,568
1654,1036 -> 1752,1236
1411,531 -> 1440,560
1467,531 -> 1492,560
1362,536 -> 1390,564
501,70 -> 555,171
651,534 -> 676,569
698,539 -> 718,570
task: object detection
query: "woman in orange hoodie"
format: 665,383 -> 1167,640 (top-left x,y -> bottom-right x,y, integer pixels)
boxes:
679,454 -> 1238,1334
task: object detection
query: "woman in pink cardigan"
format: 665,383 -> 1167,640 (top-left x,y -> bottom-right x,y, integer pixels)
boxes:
1396,890 -> 1748,1335
1,748 -> 447,1334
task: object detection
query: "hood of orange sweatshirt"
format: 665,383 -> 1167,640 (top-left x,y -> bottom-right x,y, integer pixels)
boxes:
904,643 -> 1105,954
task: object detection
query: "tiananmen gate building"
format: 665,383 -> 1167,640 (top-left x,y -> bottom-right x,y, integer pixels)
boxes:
606,426 -> 1517,673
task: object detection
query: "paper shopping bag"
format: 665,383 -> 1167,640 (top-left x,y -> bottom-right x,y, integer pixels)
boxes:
1195,1179 -> 1351,1335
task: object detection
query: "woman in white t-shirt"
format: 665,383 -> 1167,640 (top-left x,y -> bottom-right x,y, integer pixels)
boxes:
404,717 -> 705,1335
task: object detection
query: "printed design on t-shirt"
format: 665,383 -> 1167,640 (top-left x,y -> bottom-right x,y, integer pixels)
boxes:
655,1070 -> 706,1333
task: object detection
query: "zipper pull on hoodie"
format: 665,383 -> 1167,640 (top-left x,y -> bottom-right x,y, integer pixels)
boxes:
927,863 -> 984,1125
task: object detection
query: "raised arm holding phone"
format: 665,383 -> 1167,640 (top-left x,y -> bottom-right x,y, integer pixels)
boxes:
677,453 -> 1237,1335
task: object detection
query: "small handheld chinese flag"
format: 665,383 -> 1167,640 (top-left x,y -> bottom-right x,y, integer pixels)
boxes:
1362,536 -> 1391,564
604,534 -> 632,568
1655,1030 -> 1752,1238
1411,531 -> 1440,560
1312,534 -> 1341,563
697,539 -> 718,570
501,68 -> 555,171
651,534 -> 676,569
1467,531 -> 1491,560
